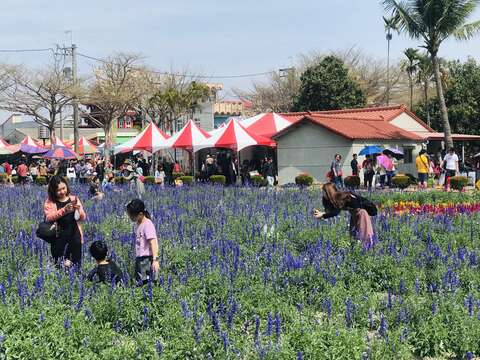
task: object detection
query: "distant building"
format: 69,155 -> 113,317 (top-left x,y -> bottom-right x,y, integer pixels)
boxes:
272,105 -> 480,184
0,112 -> 139,145
214,99 -> 254,128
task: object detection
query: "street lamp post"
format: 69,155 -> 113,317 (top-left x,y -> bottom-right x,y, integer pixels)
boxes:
386,30 -> 392,106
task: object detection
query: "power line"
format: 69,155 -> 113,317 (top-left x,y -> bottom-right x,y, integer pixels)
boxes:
0,47 -> 277,79
77,52 -> 276,79
0,48 -> 55,53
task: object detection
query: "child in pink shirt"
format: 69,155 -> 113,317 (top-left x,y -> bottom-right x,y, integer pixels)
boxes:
126,199 -> 159,285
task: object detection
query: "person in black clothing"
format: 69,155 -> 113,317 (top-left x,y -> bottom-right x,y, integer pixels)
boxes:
163,159 -> 174,185
43,176 -> 86,268
87,241 -> 123,284
313,183 -> 376,247
362,155 -> 375,190
95,160 -> 105,182
350,154 -> 359,176
57,160 -> 68,178
240,159 -> 250,185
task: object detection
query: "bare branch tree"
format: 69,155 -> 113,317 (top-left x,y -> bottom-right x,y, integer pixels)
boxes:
0,57 -> 82,142
233,70 -> 300,113
81,53 -> 144,160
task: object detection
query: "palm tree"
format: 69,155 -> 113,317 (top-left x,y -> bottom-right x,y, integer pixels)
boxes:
383,0 -> 480,148
383,16 -> 397,105
402,48 -> 419,109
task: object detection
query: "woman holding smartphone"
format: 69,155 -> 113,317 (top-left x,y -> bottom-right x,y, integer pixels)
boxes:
43,175 -> 86,268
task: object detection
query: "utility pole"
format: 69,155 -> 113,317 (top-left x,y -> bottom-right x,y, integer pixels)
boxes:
72,44 -> 79,154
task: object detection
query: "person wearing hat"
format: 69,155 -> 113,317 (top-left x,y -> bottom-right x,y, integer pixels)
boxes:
123,164 -> 145,196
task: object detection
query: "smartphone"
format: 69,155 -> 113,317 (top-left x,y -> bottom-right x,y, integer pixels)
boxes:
72,197 -> 78,206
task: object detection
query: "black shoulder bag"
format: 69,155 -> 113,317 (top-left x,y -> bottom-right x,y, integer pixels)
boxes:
36,220 -> 58,244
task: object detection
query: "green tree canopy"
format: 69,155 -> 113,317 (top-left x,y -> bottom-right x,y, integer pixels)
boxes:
414,58 -> 480,135
383,0 -> 480,148
292,56 -> 366,111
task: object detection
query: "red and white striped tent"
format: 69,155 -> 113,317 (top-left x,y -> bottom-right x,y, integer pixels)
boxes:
114,122 -> 170,154
44,136 -> 70,149
19,136 -> 48,154
161,120 -> 210,150
195,118 -> 276,152
0,139 -> 19,155
64,136 -> 98,154
239,112 -> 293,137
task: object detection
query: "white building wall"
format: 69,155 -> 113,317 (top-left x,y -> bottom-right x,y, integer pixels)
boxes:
276,122 -> 352,184
276,122 -> 425,184
390,113 -> 431,138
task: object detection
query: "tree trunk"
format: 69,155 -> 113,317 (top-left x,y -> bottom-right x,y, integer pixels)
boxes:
49,126 -> 56,145
409,75 -> 413,109
49,111 -> 57,145
431,54 -> 453,149
104,122 -> 112,163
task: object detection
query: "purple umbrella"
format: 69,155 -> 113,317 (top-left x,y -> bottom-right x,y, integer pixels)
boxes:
383,148 -> 404,159
43,146 -> 79,160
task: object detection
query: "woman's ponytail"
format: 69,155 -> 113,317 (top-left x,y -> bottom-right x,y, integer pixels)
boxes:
126,199 -> 151,219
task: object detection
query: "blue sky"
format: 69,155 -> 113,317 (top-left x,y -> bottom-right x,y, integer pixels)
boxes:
1,0 -> 479,98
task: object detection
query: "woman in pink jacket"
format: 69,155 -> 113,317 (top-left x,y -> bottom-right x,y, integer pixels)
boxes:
44,175 -> 86,267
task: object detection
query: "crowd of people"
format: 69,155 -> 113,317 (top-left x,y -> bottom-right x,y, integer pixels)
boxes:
329,147 -> 479,192
199,152 -> 278,186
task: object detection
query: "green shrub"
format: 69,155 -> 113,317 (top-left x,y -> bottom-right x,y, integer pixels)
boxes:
143,176 -> 156,185
344,175 -> 360,189
11,176 -> 19,184
210,175 -> 226,185
449,176 -> 468,191
295,174 -> 313,187
34,176 -> 48,186
0,173 -> 6,184
405,173 -> 418,185
180,176 -> 194,185
391,175 -> 410,189
251,175 -> 268,187
114,176 -> 125,185
173,172 -> 185,179
427,177 -> 435,188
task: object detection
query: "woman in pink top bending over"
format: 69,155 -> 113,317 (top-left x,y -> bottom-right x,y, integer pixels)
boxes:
43,176 -> 86,268
126,199 -> 160,285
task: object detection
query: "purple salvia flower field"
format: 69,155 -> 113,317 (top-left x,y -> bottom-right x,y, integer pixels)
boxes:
0,185 -> 479,358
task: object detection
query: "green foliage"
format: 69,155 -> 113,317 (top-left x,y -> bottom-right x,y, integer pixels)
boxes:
114,177 -> 125,185
294,174 -> 313,187
142,176 -> 156,185
148,81 -> 211,131
209,175 -> 226,185
172,172 -> 184,179
415,58 -> 480,134
0,173 -> 6,183
392,175 -> 410,189
180,176 -> 194,185
449,176 -> 468,191
250,175 -> 268,187
293,56 -> 366,111
384,0 -> 480,147
344,175 -> 360,189
34,176 -> 48,186
11,176 -> 19,184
